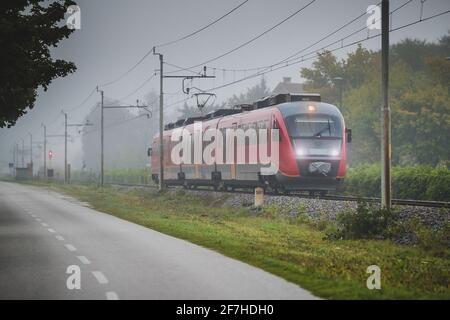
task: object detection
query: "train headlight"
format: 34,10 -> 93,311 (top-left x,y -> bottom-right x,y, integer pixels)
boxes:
330,148 -> 340,156
296,148 -> 307,156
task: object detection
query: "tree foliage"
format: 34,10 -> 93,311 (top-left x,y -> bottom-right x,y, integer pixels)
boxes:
226,77 -> 270,106
0,0 -> 77,128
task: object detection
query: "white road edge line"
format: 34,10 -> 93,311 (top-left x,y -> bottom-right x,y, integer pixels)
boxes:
65,244 -> 77,252
41,223 -> 49,227
47,228 -> 56,233
76,256 -> 91,265
55,235 -> 65,241
106,291 -> 119,300
92,271 -> 108,284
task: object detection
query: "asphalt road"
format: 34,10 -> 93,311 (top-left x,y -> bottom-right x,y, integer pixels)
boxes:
0,181 -> 317,300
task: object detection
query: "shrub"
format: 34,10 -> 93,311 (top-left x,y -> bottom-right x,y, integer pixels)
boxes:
414,222 -> 450,254
327,202 -> 399,240
341,164 -> 450,201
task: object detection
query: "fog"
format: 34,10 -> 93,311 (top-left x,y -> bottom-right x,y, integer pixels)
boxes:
1,0 -> 449,174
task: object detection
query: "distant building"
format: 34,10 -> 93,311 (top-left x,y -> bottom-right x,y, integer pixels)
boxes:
272,77 -> 304,95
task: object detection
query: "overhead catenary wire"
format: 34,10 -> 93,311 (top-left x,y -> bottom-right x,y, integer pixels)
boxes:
165,0 -> 317,75
174,0 -> 414,74
34,0 -> 396,136
96,1 -> 250,89
24,1 -> 447,144
66,87 -> 97,112
118,73 -> 157,102
80,113 -> 150,136
154,0 -> 251,48
206,1 -> 384,73
161,7 -> 450,112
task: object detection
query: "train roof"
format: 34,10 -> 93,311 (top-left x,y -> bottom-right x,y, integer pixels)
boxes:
277,101 -> 343,119
164,93 -> 323,131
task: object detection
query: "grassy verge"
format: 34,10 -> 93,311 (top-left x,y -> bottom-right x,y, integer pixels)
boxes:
20,181 -> 450,299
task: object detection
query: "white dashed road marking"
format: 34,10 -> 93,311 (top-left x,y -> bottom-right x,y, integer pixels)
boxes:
92,271 -> 108,284
65,244 -> 77,252
76,256 -> 91,265
17,201 -> 119,300
106,291 -> 119,300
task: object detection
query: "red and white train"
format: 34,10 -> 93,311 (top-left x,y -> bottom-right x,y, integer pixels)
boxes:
149,93 -> 351,194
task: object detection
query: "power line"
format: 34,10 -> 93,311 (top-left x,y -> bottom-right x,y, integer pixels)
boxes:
66,87 -> 97,112
165,0 -> 317,74
162,7 -> 450,111
97,1 -> 250,89
118,73 -> 157,102
154,0 -> 251,48
164,62 -> 203,76
24,1 -> 449,141
81,113 -> 149,136
182,0 -> 414,74
195,0 -> 421,86
207,1 -> 383,73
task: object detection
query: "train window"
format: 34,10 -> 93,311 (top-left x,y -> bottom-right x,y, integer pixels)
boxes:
285,114 -> 342,138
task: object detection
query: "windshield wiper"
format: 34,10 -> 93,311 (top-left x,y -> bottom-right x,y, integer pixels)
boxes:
313,119 -> 331,137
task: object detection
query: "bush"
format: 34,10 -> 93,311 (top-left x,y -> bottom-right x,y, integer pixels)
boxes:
341,164 -> 450,201
326,202 -> 399,240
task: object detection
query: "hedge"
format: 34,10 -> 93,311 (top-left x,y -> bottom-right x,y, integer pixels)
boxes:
340,164 -> 450,201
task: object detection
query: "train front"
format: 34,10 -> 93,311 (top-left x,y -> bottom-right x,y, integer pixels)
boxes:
275,101 -> 350,193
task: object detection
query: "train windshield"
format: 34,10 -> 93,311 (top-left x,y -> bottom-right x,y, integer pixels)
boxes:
284,114 -> 342,138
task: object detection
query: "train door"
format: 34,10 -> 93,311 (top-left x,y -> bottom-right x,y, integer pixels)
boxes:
230,122 -> 238,180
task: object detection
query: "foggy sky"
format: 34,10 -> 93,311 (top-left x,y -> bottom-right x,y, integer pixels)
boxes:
1,0 -> 449,172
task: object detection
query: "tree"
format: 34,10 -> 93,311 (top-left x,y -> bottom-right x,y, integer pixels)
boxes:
227,77 -> 270,106
177,101 -> 224,120
80,98 -> 152,170
0,0 -> 77,128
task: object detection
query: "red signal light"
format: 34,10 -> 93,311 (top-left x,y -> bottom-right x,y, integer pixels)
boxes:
48,150 -> 53,159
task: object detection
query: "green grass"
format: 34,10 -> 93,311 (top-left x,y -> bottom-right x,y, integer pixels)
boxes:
21,181 -> 450,299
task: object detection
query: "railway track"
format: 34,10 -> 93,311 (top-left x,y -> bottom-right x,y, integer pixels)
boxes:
106,182 -> 450,209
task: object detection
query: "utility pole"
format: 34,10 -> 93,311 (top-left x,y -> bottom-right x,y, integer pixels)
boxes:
96,87 -> 105,187
42,124 -> 47,178
64,112 -> 93,184
15,143 -> 19,169
97,86 -> 150,187
29,133 -> 33,177
45,133 -> 70,181
21,139 -> 24,167
153,47 -> 215,191
381,0 -> 391,209
29,133 -> 33,165
13,145 -> 16,168
153,48 -> 165,191
63,111 -> 68,183
12,145 -> 16,177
